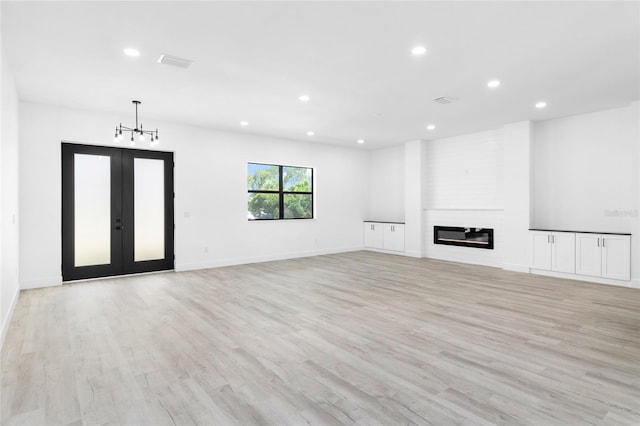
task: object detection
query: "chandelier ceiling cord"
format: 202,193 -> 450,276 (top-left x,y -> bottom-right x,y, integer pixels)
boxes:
114,100 -> 159,146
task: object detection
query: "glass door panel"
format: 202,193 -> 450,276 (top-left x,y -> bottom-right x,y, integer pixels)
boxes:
62,143 -> 174,281
134,158 -> 165,262
74,154 -> 111,267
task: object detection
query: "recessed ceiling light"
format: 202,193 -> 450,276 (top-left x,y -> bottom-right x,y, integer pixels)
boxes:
357,139 -> 365,144
487,80 -> 500,88
299,95 -> 310,102
427,124 -> 436,131
535,101 -> 547,109
123,48 -> 140,57
240,121 -> 249,126
307,131 -> 314,136
411,46 -> 427,56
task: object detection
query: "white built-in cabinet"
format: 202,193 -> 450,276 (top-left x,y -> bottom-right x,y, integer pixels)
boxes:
531,230 -> 631,282
531,231 -> 575,273
363,222 -> 383,248
363,222 -> 405,252
575,233 -> 631,281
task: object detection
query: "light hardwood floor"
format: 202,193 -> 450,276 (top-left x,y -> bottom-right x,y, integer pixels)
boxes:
2,251 -> 639,425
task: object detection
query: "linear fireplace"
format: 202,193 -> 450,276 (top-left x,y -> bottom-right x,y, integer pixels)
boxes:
434,226 -> 494,249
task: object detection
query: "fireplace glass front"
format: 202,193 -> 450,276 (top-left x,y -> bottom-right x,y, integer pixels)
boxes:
434,226 -> 494,249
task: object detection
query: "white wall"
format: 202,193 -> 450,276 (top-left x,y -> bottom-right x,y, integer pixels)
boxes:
423,129 -> 505,267
424,129 -> 504,209
19,101 -> 369,288
532,103 -> 639,281
404,140 -> 424,257
1,44 -> 21,344
367,145 -> 404,222
502,121 -> 532,272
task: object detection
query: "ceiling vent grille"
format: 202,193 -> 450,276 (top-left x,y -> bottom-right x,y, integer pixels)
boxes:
432,96 -> 456,104
158,54 -> 194,69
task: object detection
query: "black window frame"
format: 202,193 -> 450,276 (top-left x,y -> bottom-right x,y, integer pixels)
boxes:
247,162 -> 314,220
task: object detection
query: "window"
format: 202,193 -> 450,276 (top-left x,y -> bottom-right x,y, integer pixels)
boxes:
247,163 -> 313,220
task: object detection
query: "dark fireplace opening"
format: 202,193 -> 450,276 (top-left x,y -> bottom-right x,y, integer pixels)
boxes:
434,226 -> 494,249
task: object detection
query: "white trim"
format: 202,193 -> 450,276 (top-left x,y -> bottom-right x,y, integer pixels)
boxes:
530,268 -> 639,289
363,247 -> 413,257
63,269 -> 174,284
20,276 -> 62,290
425,208 -> 505,212
424,254 -> 503,268
403,250 -> 424,258
176,246 -> 362,272
502,263 -> 529,273
1,287 -> 20,350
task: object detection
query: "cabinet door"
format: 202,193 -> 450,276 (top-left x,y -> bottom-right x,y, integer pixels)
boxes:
601,235 -> 631,281
383,224 -> 405,252
363,222 -> 383,249
531,232 -> 552,270
575,233 -> 602,277
551,232 -> 575,273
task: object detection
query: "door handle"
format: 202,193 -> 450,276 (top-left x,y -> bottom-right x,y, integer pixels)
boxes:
115,225 -> 124,230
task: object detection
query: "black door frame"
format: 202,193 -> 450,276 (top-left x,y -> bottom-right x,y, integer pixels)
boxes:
62,143 -> 174,281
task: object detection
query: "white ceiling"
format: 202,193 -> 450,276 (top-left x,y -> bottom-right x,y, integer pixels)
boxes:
2,1 -> 639,149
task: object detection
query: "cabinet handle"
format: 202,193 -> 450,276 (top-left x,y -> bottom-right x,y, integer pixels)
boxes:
602,238 -> 605,248
597,238 -> 600,247
547,235 -> 550,243
552,235 -> 555,244
392,226 -> 394,232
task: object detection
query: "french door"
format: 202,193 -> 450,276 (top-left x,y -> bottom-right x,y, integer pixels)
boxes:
62,143 -> 174,281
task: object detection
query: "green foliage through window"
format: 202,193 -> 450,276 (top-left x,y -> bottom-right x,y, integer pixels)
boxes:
248,163 -> 313,220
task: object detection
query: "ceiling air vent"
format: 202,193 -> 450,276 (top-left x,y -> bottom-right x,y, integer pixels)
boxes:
432,96 -> 456,104
158,54 -> 194,69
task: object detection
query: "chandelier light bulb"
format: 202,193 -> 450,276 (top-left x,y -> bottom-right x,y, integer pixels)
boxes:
139,133 -> 145,142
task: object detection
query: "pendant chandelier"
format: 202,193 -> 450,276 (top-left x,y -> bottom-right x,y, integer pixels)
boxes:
114,100 -> 159,147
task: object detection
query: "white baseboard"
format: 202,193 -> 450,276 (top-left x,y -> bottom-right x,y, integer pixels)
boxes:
20,276 -> 62,290
423,253 -> 503,269
176,246 -> 363,272
530,268 -> 638,289
502,263 -> 529,273
403,250 -> 424,258
363,247 -> 415,257
1,286 -> 20,350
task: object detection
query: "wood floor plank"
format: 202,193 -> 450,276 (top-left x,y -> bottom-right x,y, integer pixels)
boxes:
2,251 -> 639,425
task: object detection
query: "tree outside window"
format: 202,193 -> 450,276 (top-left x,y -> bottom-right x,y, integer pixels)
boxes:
247,163 -> 313,220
